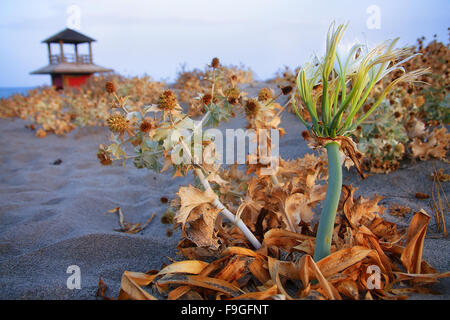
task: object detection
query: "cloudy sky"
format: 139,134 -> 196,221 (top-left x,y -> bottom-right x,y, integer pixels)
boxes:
0,0 -> 448,87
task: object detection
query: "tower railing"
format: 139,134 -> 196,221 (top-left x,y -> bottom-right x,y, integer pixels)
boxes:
49,54 -> 92,64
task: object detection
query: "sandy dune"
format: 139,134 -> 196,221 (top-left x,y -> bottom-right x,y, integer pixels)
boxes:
0,83 -> 448,299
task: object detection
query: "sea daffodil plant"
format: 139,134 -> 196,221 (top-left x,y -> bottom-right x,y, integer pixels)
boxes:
292,22 -> 429,261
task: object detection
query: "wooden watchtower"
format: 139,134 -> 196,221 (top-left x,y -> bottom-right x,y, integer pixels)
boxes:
31,28 -> 113,89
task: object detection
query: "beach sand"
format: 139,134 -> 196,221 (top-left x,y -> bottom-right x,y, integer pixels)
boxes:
0,82 -> 448,299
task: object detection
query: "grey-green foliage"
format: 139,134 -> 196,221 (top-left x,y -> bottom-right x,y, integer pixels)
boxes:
356,99 -> 408,164
203,101 -> 234,128
421,89 -> 450,123
133,137 -> 164,172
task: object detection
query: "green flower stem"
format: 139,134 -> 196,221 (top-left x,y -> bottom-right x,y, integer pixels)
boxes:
313,141 -> 342,261
321,79 -> 330,126
328,87 -> 357,132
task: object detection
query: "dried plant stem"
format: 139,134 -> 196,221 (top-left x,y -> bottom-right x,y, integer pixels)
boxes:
264,92 -> 283,107
275,99 -> 291,117
314,141 -> 342,261
270,175 -> 279,186
179,138 -> 261,249
112,92 -> 129,113
194,167 -> 261,249
431,166 -> 448,237
211,69 -> 216,99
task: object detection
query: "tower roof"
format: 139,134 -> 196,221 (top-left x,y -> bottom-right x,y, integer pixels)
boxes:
30,63 -> 113,75
42,28 -> 96,44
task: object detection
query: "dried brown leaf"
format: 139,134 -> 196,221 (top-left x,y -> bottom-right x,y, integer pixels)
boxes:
168,285 -> 192,300
231,284 -> 278,300
415,192 -> 430,199
96,276 -> 114,300
175,185 -> 218,226
158,260 -> 209,276
215,256 -> 249,284
299,255 -> 341,300
400,209 -> 431,274
343,185 -> 385,228
267,257 -> 294,300
411,127 -> 450,160
156,274 -> 244,297
119,271 -> 158,300
248,257 -> 270,285
316,246 -> 374,278
336,280 -> 359,300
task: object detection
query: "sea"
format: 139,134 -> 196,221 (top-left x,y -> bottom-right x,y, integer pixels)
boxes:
0,87 -> 35,99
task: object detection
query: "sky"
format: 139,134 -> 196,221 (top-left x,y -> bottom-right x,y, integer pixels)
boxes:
0,0 -> 449,87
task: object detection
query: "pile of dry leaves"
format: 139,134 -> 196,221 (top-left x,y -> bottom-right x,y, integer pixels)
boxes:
96,78 -> 449,300
103,164 -> 450,300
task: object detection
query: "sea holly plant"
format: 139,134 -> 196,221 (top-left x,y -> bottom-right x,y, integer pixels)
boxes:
292,22 -> 429,261
98,59 -> 262,249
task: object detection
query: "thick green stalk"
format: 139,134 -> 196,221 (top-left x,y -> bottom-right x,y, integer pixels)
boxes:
313,141 -> 342,261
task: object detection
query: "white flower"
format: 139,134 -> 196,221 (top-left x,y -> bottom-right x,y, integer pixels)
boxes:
334,39 -> 364,77
296,57 -> 321,107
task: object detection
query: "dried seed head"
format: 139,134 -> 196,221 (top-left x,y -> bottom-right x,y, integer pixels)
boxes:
301,130 -> 310,140
363,103 -> 373,113
258,88 -> 273,102
415,95 -> 425,107
202,93 -> 212,106
245,99 -> 260,115
394,111 -> 402,118
160,196 -> 168,204
161,210 -> 174,224
281,85 -> 293,95
140,120 -> 153,133
211,57 -> 220,68
158,90 -> 178,110
402,96 -> 412,107
97,147 -> 112,166
107,114 -> 128,133
224,87 -> 240,104
230,74 -> 238,82
105,81 -> 116,94
394,143 -> 405,154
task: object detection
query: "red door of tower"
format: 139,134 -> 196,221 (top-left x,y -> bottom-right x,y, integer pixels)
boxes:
67,74 -> 91,87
